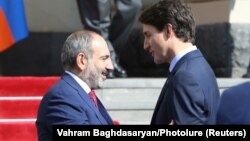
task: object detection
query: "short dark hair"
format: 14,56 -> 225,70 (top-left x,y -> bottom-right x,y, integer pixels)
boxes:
139,0 -> 196,43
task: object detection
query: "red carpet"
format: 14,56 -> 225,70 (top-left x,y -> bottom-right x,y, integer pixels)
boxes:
0,122 -> 37,141
0,76 -> 59,141
0,100 -> 41,118
0,77 -> 59,96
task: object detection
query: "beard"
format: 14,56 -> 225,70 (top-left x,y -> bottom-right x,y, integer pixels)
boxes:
83,60 -> 104,89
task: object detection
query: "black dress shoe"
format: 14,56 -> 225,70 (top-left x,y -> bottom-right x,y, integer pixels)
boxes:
113,62 -> 127,78
109,51 -> 127,78
243,73 -> 250,78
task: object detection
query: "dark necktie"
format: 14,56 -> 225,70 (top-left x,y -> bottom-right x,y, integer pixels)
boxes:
89,90 -> 98,109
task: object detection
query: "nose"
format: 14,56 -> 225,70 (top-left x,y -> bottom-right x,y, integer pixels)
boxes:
107,58 -> 114,70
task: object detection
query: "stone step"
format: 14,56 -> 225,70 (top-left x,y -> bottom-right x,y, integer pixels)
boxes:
102,78 -> 250,88
96,78 -> 250,109
94,78 -> 250,124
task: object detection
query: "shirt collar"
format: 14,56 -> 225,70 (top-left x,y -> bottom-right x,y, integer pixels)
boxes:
65,71 -> 91,94
169,45 -> 197,72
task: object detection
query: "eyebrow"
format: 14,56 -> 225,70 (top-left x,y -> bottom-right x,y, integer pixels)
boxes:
99,55 -> 110,59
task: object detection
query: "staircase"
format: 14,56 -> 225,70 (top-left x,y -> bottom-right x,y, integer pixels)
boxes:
1,77 -> 250,140
98,78 -> 250,124
0,77 -> 59,141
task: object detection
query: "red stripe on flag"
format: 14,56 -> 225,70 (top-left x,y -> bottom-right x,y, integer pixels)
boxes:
0,8 -> 15,52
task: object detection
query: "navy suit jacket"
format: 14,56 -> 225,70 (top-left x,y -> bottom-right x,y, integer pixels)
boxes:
36,73 -> 113,141
151,49 -> 220,125
216,82 -> 250,124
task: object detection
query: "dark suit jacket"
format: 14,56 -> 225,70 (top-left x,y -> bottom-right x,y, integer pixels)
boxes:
216,82 -> 250,124
151,49 -> 220,125
36,73 -> 113,141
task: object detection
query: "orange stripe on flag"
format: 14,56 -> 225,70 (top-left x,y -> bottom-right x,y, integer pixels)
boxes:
0,8 -> 15,52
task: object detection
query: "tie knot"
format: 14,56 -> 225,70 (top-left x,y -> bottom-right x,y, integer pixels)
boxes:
89,90 -> 98,109
89,90 -> 96,97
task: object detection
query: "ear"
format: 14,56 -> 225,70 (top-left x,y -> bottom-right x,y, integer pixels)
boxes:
163,24 -> 173,39
166,23 -> 173,36
76,53 -> 87,71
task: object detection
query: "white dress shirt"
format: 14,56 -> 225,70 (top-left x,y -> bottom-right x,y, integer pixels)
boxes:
65,71 -> 91,94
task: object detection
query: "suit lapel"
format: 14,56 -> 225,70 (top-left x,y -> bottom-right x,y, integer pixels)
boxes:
151,73 -> 172,123
151,50 -> 203,124
62,73 -> 110,124
97,98 -> 113,125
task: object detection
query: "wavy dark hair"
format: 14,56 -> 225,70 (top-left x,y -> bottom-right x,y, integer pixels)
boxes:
139,0 -> 196,43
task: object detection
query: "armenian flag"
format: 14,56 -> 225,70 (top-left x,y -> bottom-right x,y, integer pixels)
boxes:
0,0 -> 28,52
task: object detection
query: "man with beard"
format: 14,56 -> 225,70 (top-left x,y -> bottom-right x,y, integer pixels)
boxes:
36,30 -> 114,141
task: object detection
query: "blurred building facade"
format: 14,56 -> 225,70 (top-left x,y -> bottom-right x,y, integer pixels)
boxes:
0,0 -> 249,77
